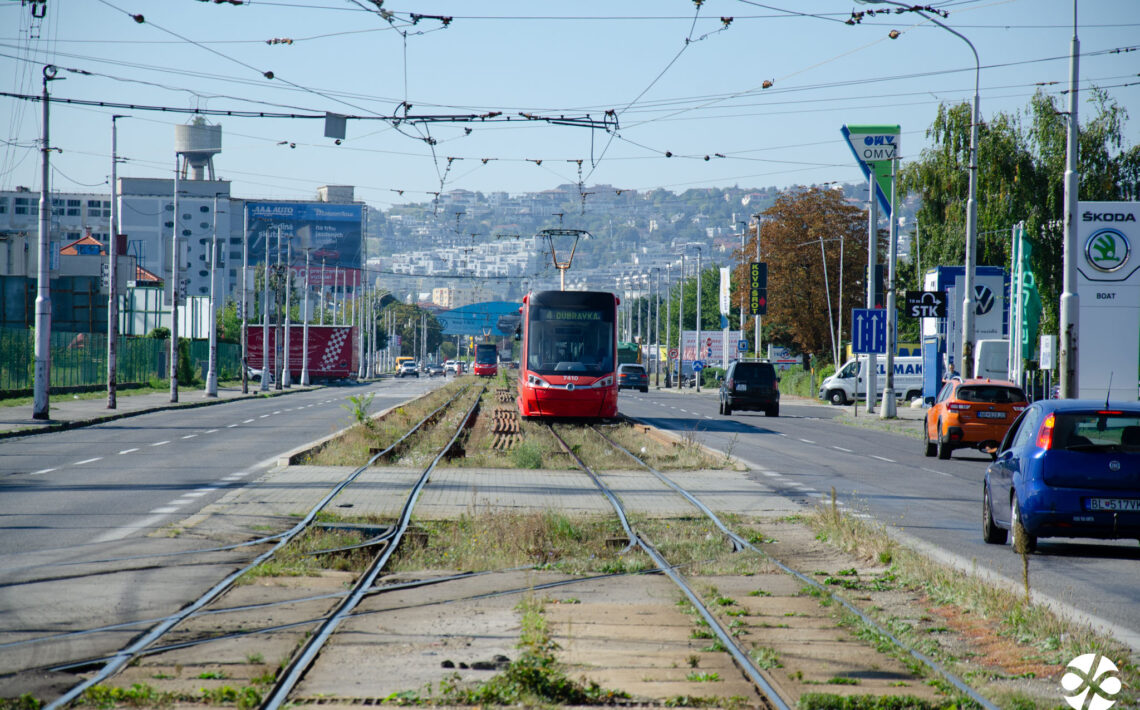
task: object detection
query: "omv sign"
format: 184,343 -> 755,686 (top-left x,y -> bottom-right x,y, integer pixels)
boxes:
860,134 -> 898,160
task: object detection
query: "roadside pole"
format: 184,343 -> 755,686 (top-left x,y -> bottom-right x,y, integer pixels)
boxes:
301,248 -> 311,386
865,177 -> 877,414
107,114 -> 123,409
169,159 -> 180,403
260,229 -> 270,392
282,238 -> 292,388
241,204 -> 248,394
33,65 -> 57,420
881,156 -> 899,419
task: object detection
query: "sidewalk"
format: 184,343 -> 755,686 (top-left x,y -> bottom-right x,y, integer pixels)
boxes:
0,383 -> 320,439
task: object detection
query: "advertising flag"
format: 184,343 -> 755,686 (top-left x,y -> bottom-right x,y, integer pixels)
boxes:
719,267 -> 731,315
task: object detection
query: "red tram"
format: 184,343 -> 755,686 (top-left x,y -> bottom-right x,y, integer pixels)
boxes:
516,290 -> 619,419
473,343 -> 498,377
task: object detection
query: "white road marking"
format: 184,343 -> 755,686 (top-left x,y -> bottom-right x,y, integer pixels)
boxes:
150,440 -> 170,447
92,513 -> 168,543
185,491 -> 211,498
259,414 -> 270,419
31,468 -> 56,475
222,475 -> 244,482
227,423 -> 240,428
273,410 -> 281,415
74,457 -> 102,465
922,467 -> 953,477
181,434 -> 197,440
705,415 -> 714,420
149,507 -> 180,514
205,429 -> 218,434
761,471 -> 782,477
243,418 -> 255,424
831,446 -> 853,453
169,498 -> 195,506
870,455 -> 895,463
798,438 -> 815,444
118,448 -> 139,455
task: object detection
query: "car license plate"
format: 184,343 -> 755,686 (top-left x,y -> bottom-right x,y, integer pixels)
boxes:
736,384 -> 747,391
977,411 -> 1005,419
1088,498 -> 1140,512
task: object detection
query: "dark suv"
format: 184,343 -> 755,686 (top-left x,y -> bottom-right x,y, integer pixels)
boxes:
618,364 -> 649,392
719,360 -> 779,416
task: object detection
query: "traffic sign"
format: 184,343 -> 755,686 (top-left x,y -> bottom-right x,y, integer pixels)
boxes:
738,339 -> 748,352
669,348 -> 678,359
904,290 -> 947,318
706,337 -> 713,346
692,360 -> 705,372
851,308 -> 887,354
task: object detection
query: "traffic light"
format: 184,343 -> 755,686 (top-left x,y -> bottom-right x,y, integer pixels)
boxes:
871,263 -> 885,308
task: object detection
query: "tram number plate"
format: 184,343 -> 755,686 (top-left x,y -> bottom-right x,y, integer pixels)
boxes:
1088,498 -> 1140,512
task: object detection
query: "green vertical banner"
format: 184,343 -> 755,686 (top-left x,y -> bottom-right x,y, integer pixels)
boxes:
840,124 -> 900,216
1017,225 -> 1042,360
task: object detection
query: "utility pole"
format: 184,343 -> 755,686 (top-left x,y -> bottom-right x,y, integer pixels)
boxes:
301,247 -> 311,386
319,259 -> 325,325
664,264 -> 671,388
677,255 -> 685,390
274,227 -> 283,391
205,193 -> 221,397
241,204 -> 249,394
107,114 -> 124,409
260,229 -> 270,392
695,247 -> 703,393
282,237 -> 292,388
881,156 -> 900,418
169,157 -> 180,403
33,65 -> 59,420
654,267 -> 661,388
865,181 -> 877,414
1059,1 -> 1080,398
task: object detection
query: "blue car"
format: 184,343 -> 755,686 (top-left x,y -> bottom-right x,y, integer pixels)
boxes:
983,399 -> 1140,552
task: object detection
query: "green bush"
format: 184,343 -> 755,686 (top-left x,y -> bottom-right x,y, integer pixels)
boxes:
511,441 -> 543,469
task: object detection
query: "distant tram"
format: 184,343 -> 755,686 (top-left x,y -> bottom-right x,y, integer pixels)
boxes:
517,290 -> 619,419
473,343 -> 498,377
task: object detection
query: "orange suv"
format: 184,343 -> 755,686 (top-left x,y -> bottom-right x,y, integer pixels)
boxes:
924,379 -> 1027,460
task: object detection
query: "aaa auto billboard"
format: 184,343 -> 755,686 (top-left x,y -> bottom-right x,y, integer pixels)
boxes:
245,201 -> 363,286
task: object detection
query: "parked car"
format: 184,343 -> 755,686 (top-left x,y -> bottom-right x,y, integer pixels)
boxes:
719,360 -> 779,417
245,365 -> 274,384
617,364 -> 649,392
427,363 -> 444,377
982,399 -> 1140,552
397,360 -> 419,378
924,379 -> 1027,460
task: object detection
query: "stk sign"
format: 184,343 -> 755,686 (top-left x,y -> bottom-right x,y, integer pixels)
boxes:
905,290 -> 947,318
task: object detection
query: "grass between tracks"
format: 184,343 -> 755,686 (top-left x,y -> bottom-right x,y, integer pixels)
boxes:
805,499 -> 1140,709
299,378 -> 473,466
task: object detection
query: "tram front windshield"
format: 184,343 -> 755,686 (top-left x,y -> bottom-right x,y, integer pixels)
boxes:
475,345 -> 497,365
527,306 -> 614,376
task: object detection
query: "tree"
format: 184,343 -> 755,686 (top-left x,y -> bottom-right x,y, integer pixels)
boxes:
382,303 -> 444,358
900,89 -> 1140,339
732,187 -> 879,365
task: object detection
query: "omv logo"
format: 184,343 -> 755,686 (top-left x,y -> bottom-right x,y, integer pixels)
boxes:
1062,654 -> 1121,710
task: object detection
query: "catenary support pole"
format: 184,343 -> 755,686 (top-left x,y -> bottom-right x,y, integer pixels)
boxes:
260,229 -> 270,392
301,248 -> 311,386
274,227 -> 283,390
865,178 -> 877,414
205,194 -> 220,397
1059,1 -> 1080,398
881,156 -> 899,418
33,65 -> 57,420
282,238 -> 292,388
241,204 -> 249,394
107,114 -> 123,409
169,158 -> 180,403
695,247 -> 702,393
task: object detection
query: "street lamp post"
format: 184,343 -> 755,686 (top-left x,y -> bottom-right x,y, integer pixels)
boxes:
653,267 -> 661,388
107,113 -> 125,409
282,238 -> 292,388
169,158 -> 181,403
863,0 -> 980,376
33,65 -> 59,420
694,246 -> 703,392
301,248 -> 311,386
260,229 -> 271,392
664,264 -> 672,388
241,204 -> 248,394
677,255 -> 685,390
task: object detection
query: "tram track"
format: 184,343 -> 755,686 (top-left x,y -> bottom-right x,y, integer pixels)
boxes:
29,384 -> 481,710
560,421 -> 1000,710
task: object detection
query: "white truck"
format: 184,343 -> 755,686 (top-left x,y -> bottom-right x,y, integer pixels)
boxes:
819,355 -> 924,406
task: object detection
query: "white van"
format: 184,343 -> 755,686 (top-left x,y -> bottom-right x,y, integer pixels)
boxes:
818,356 -> 924,406
973,339 -> 1010,380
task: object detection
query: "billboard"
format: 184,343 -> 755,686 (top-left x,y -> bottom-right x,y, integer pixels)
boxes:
681,330 -> 743,362
245,201 -> 363,286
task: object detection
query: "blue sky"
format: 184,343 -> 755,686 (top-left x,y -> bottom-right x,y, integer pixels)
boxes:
2,0 -> 1138,209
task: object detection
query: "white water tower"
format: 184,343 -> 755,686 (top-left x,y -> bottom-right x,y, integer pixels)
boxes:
174,117 -> 222,180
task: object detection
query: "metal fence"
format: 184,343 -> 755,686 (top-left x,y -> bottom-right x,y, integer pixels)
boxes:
0,327 -> 242,392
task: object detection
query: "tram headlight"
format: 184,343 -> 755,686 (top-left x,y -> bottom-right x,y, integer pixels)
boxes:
527,374 -> 551,388
592,376 -> 614,388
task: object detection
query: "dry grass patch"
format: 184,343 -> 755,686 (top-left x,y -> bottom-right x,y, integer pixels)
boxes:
806,501 -> 1140,708
239,514 -> 390,583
